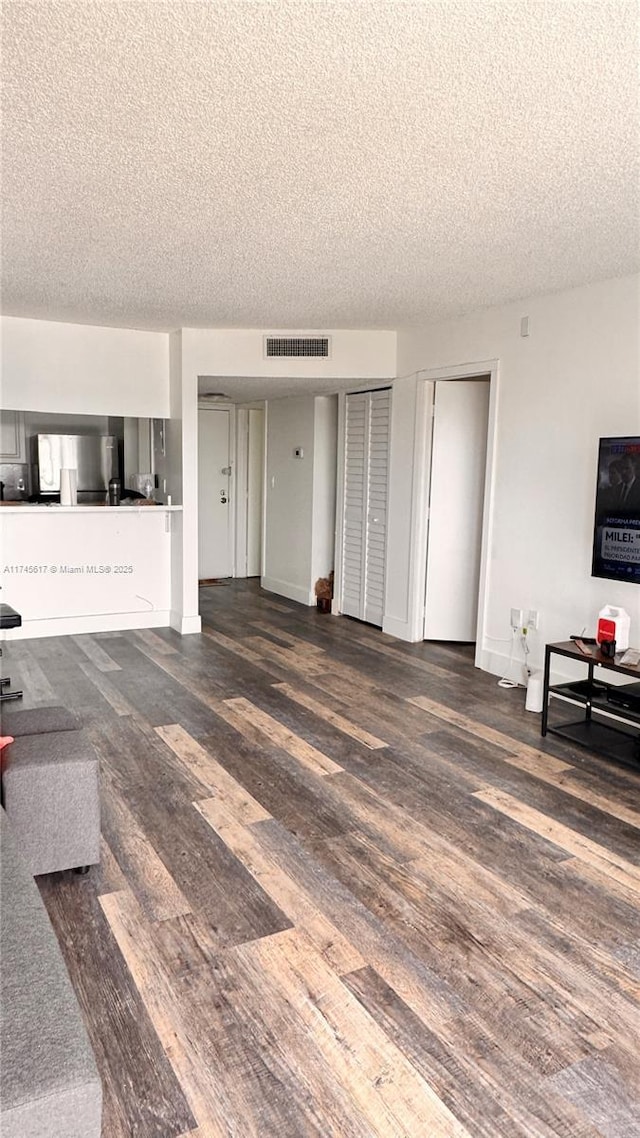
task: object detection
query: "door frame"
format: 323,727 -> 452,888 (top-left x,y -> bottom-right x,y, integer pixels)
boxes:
413,360 -> 500,666
197,402 -> 236,579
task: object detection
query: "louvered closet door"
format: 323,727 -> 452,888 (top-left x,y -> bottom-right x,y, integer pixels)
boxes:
342,389 -> 391,626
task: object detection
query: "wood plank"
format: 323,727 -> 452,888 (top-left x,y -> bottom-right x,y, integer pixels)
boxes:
76,657 -> 139,716
234,928 -> 472,1137
155,723 -> 271,824
24,635 -> 116,719
342,629 -> 460,680
254,818 -> 463,1030
9,644 -> 59,703
474,787 -> 640,895
223,697 -> 343,777
344,966 -> 603,1138
124,787 -> 291,949
96,834 -> 129,896
272,682 -> 388,750
195,795 -> 364,975
409,693 -> 640,831
134,627 -> 178,654
101,764 -> 193,922
261,597 -> 295,613
101,647 -> 226,736
245,635 -> 328,676
88,715 -> 209,805
100,889 -> 230,1138
196,720 -> 357,846
408,694 -> 574,775
71,633 -> 122,672
318,830 -> 640,1049
39,876 -> 196,1138
201,626 -> 271,665
250,620 -> 326,654
102,889 -> 337,1138
547,1052 -> 640,1138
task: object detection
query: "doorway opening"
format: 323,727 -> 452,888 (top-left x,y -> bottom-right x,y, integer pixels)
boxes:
198,405 -> 234,582
197,403 -> 265,587
423,377 -> 490,643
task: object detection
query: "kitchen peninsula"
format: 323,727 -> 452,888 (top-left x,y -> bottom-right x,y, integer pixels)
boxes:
0,503 -> 182,639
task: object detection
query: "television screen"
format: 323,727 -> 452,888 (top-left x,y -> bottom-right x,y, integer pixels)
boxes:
592,436 -> 640,584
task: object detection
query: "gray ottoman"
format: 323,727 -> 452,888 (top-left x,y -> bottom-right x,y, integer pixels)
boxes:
0,809 -> 103,1138
2,731 -> 100,876
0,705 -> 79,737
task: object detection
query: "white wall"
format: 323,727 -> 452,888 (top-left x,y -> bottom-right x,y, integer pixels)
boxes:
263,396 -> 316,604
180,328 -> 396,380
262,394 -> 339,605
1,316 -> 169,416
392,273 -> 640,673
311,396 -> 338,586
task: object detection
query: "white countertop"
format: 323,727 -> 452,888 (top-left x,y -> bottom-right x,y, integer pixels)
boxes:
0,504 -> 183,514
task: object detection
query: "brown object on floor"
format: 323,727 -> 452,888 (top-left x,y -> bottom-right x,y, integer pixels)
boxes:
22,579 -> 640,1138
198,578 -> 229,586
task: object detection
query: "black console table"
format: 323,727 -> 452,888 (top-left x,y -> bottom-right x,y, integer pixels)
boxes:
0,603 -> 23,702
542,640 -> 640,769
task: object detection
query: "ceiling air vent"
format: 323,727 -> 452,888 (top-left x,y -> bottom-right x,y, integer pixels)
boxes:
265,336 -> 330,358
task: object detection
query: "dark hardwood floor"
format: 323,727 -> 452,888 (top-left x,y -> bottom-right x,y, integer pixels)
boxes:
8,579 -> 640,1137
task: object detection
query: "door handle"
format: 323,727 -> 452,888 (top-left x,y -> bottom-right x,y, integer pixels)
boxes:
220,491 -> 228,504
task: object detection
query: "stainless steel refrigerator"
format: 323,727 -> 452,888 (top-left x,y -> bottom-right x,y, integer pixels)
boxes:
33,434 -> 119,501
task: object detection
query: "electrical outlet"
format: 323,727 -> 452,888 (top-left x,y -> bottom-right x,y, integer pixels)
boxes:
526,609 -> 539,631
510,608 -> 524,630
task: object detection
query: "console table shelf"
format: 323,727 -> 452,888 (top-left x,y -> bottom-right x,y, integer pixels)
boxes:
542,641 -> 640,770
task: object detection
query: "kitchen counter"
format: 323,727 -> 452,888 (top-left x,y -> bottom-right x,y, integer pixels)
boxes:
0,504 -> 182,512
0,505 -> 181,638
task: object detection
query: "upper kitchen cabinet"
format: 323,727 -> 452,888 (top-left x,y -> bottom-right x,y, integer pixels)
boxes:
0,410 -> 27,462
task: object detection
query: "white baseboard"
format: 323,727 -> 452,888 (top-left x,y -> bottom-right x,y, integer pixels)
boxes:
1,610 -> 172,641
478,644 -> 583,685
261,576 -> 315,607
478,646 -> 529,683
170,611 -> 202,635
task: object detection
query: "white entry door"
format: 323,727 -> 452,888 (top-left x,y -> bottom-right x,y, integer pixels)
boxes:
424,379 -> 490,641
198,408 -> 232,579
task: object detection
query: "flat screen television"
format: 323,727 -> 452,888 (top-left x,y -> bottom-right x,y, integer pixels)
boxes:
592,436 -> 640,584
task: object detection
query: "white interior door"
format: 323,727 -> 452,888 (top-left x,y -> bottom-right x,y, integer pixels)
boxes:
341,388 -> 391,627
342,393 -> 368,619
198,408 -> 232,579
424,380 -> 490,640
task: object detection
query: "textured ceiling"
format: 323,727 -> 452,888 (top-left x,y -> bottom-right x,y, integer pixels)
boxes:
2,1 -> 639,332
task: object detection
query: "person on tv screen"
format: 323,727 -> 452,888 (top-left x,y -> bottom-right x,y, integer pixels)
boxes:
597,458 -> 625,519
616,453 -> 640,515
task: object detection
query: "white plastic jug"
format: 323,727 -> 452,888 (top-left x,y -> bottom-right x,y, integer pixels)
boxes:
525,670 -> 544,713
597,605 -> 630,651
